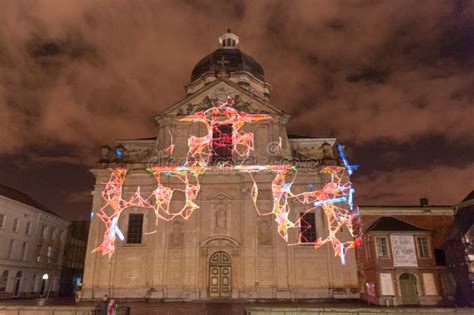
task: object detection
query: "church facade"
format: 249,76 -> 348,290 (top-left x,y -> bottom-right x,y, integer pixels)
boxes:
82,31 -> 359,301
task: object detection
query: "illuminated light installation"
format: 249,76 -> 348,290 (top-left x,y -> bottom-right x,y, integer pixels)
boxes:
92,97 -> 361,263
164,130 -> 175,156
180,96 -> 272,165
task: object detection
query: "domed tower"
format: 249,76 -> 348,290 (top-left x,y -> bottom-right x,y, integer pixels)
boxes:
185,30 -> 272,100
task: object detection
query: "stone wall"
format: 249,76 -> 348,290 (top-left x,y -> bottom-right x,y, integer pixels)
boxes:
82,169 -> 358,300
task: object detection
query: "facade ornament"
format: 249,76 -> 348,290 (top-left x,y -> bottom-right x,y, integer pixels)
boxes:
215,208 -> 227,230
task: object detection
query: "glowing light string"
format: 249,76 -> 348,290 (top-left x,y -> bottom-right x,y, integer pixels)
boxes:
92,97 -> 361,263
164,130 -> 175,155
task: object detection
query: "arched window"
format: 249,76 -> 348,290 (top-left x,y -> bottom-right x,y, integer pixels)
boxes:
13,271 -> 22,297
41,225 -> 48,239
40,274 -> 48,296
211,124 -> 233,164
0,270 -> 8,292
31,274 -> 37,292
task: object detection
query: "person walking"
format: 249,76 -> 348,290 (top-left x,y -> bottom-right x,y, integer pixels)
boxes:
96,295 -> 109,315
107,298 -> 117,315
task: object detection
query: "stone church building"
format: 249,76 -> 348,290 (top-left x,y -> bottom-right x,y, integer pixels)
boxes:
82,31 -> 359,301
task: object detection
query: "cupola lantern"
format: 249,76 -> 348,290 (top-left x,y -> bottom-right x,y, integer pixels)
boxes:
218,29 -> 239,48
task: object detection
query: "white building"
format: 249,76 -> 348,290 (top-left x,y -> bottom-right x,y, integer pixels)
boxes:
0,184 -> 69,298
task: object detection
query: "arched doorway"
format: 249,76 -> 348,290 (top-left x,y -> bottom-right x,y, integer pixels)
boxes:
399,273 -> 419,305
40,274 -> 48,296
0,271 -> 8,292
13,271 -> 22,297
209,251 -> 231,298
31,274 -> 37,293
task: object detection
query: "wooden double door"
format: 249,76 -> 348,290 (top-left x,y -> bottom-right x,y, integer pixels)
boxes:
400,273 -> 419,305
209,251 -> 232,298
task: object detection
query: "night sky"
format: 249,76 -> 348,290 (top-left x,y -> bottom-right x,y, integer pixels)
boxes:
0,1 -> 473,220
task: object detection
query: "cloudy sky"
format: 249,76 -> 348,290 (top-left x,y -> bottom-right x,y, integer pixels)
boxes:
0,0 -> 473,219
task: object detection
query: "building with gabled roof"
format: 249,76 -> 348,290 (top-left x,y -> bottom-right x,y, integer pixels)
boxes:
357,208 -> 455,306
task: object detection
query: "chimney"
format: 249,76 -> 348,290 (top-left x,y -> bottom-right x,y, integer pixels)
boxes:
420,198 -> 429,207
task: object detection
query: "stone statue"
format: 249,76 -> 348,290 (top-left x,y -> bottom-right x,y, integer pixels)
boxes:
215,209 -> 226,229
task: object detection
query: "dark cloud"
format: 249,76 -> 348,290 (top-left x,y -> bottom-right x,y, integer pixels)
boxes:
346,67 -> 390,84
355,162 -> 474,206
0,0 -> 473,218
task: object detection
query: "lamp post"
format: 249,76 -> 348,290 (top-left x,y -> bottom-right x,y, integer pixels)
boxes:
45,273 -> 54,300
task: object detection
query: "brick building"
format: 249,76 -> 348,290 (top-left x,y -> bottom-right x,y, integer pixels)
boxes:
357,203 -> 455,306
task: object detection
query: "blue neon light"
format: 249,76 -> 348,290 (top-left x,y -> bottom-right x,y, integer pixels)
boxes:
348,188 -> 355,211
337,144 -> 358,175
314,197 -> 347,207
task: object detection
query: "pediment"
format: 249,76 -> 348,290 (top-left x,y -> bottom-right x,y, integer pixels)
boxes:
158,79 -> 284,118
206,192 -> 235,200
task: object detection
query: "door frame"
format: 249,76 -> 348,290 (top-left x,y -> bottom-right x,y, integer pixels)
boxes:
399,272 -> 420,305
208,251 -> 232,298
40,279 -> 47,296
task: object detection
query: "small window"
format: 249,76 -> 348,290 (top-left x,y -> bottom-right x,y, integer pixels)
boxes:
59,230 -> 66,242
375,236 -> 389,258
0,214 -> 5,229
434,249 -> 447,265
25,222 -> 32,235
127,214 -> 144,244
300,212 -> 317,243
0,270 -> 8,292
36,244 -> 42,263
41,225 -> 48,239
31,274 -> 37,292
13,218 -> 19,232
8,239 -> 15,259
417,236 -> 430,258
211,124 -> 233,164
21,242 -> 27,261
47,246 -> 53,263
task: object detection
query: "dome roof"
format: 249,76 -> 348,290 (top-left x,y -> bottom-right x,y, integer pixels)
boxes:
190,30 -> 265,82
